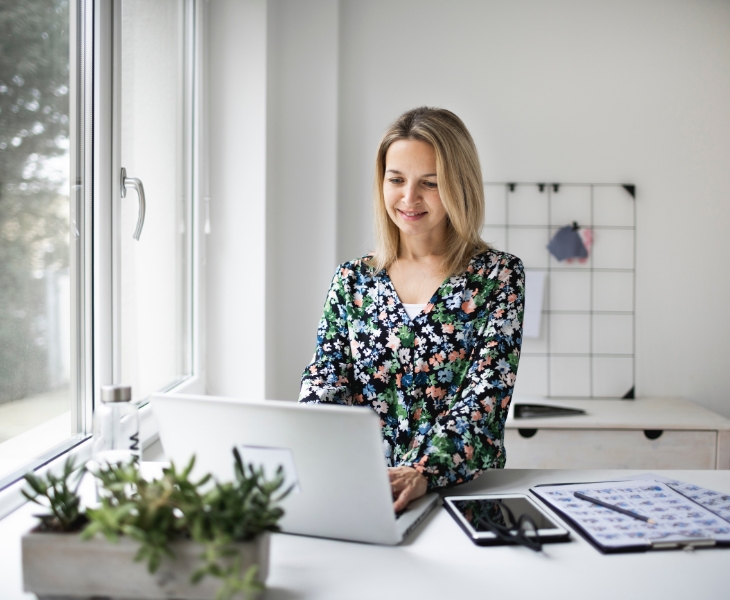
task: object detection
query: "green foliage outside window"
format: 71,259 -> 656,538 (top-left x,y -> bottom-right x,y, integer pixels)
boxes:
0,0 -> 70,403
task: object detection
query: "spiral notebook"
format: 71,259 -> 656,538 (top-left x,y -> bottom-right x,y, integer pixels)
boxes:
531,477 -> 730,553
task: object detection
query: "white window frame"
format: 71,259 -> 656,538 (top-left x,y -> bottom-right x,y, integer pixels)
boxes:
106,0 -> 207,446
0,0 -> 208,520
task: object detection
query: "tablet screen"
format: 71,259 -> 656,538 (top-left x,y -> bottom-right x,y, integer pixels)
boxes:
451,497 -> 559,532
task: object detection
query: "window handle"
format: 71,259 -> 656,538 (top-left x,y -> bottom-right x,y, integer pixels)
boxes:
120,167 -> 146,240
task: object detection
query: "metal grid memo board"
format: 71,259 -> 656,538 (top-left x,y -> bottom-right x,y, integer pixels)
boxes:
481,182 -> 637,399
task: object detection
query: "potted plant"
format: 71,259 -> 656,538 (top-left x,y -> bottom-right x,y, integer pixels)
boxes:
21,449 -> 290,600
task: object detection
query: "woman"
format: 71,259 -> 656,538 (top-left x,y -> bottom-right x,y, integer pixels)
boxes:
299,107 -> 524,512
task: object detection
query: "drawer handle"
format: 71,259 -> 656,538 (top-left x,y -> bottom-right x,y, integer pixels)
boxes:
644,430 -> 664,440
518,429 -> 538,439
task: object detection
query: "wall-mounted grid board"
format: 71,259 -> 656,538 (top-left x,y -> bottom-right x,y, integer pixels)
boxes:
482,183 -> 636,399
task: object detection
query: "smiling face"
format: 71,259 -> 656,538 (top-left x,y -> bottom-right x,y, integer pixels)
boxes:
383,139 -> 449,249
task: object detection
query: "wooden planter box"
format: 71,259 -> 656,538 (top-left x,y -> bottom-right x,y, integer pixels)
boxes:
22,530 -> 269,600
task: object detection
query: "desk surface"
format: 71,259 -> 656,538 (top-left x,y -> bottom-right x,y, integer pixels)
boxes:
266,469 -> 730,600
2,468 -> 729,600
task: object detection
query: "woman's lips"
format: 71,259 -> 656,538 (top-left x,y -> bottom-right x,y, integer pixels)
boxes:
398,209 -> 427,221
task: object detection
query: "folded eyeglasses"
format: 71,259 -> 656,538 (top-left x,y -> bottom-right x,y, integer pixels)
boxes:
475,499 -> 544,552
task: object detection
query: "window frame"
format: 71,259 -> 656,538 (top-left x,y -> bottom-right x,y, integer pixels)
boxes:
107,0 -> 207,443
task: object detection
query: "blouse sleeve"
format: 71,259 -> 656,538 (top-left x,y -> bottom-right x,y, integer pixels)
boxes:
399,256 -> 525,490
299,267 -> 354,405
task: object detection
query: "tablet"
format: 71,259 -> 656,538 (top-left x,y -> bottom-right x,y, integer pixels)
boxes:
444,493 -> 571,546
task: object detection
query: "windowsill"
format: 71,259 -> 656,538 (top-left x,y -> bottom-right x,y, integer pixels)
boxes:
0,377 -> 202,521
0,404 -> 156,521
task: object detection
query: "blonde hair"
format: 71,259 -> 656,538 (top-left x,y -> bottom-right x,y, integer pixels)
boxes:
370,107 -> 490,277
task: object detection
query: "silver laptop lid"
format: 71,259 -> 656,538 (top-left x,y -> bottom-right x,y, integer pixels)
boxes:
151,393 -> 402,545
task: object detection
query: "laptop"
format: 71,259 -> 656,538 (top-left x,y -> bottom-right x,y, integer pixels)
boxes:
151,393 -> 439,545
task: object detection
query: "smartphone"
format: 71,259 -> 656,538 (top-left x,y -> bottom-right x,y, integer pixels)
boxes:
444,493 -> 571,546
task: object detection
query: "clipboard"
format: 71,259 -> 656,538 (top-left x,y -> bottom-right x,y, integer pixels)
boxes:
530,478 -> 730,554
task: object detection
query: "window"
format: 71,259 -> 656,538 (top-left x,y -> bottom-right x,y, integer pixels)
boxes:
118,0 -> 194,400
0,0 -> 206,502
0,0 -> 80,489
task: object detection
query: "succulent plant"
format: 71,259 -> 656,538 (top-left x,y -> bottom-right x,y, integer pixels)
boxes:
82,448 -> 290,599
25,448 -> 289,600
23,457 -> 87,532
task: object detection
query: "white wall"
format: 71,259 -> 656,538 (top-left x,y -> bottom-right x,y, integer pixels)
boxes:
208,0 -> 730,417
207,0 -> 268,398
266,0 -> 340,400
334,0 -> 730,417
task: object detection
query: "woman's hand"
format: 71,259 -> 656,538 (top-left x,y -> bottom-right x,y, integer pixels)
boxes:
389,466 -> 428,512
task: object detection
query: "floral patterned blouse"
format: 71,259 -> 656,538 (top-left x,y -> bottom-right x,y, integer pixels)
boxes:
299,250 -> 525,490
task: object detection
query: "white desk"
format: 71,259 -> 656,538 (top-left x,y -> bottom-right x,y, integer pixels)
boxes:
2,469 -> 729,600
265,469 -> 730,600
505,397 -> 730,469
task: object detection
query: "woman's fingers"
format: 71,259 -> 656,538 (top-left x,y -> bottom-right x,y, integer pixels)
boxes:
393,485 -> 415,512
389,469 -> 409,492
389,466 -> 428,512
390,472 -> 414,499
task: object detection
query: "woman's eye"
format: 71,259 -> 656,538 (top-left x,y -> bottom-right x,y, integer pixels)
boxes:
388,178 -> 404,184
424,181 -> 438,189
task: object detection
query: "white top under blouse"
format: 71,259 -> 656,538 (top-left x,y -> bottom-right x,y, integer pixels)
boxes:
402,303 -> 427,320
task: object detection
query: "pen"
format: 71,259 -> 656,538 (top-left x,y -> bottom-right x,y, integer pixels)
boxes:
574,492 -> 657,524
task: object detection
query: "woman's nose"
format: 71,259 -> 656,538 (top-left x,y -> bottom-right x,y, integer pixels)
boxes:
402,183 -> 420,205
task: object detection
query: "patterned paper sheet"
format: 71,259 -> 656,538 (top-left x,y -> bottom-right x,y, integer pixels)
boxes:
532,479 -> 730,549
663,480 -> 730,522
626,472 -> 730,523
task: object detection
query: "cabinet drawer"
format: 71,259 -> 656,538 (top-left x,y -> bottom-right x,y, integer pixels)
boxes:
504,429 -> 717,469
